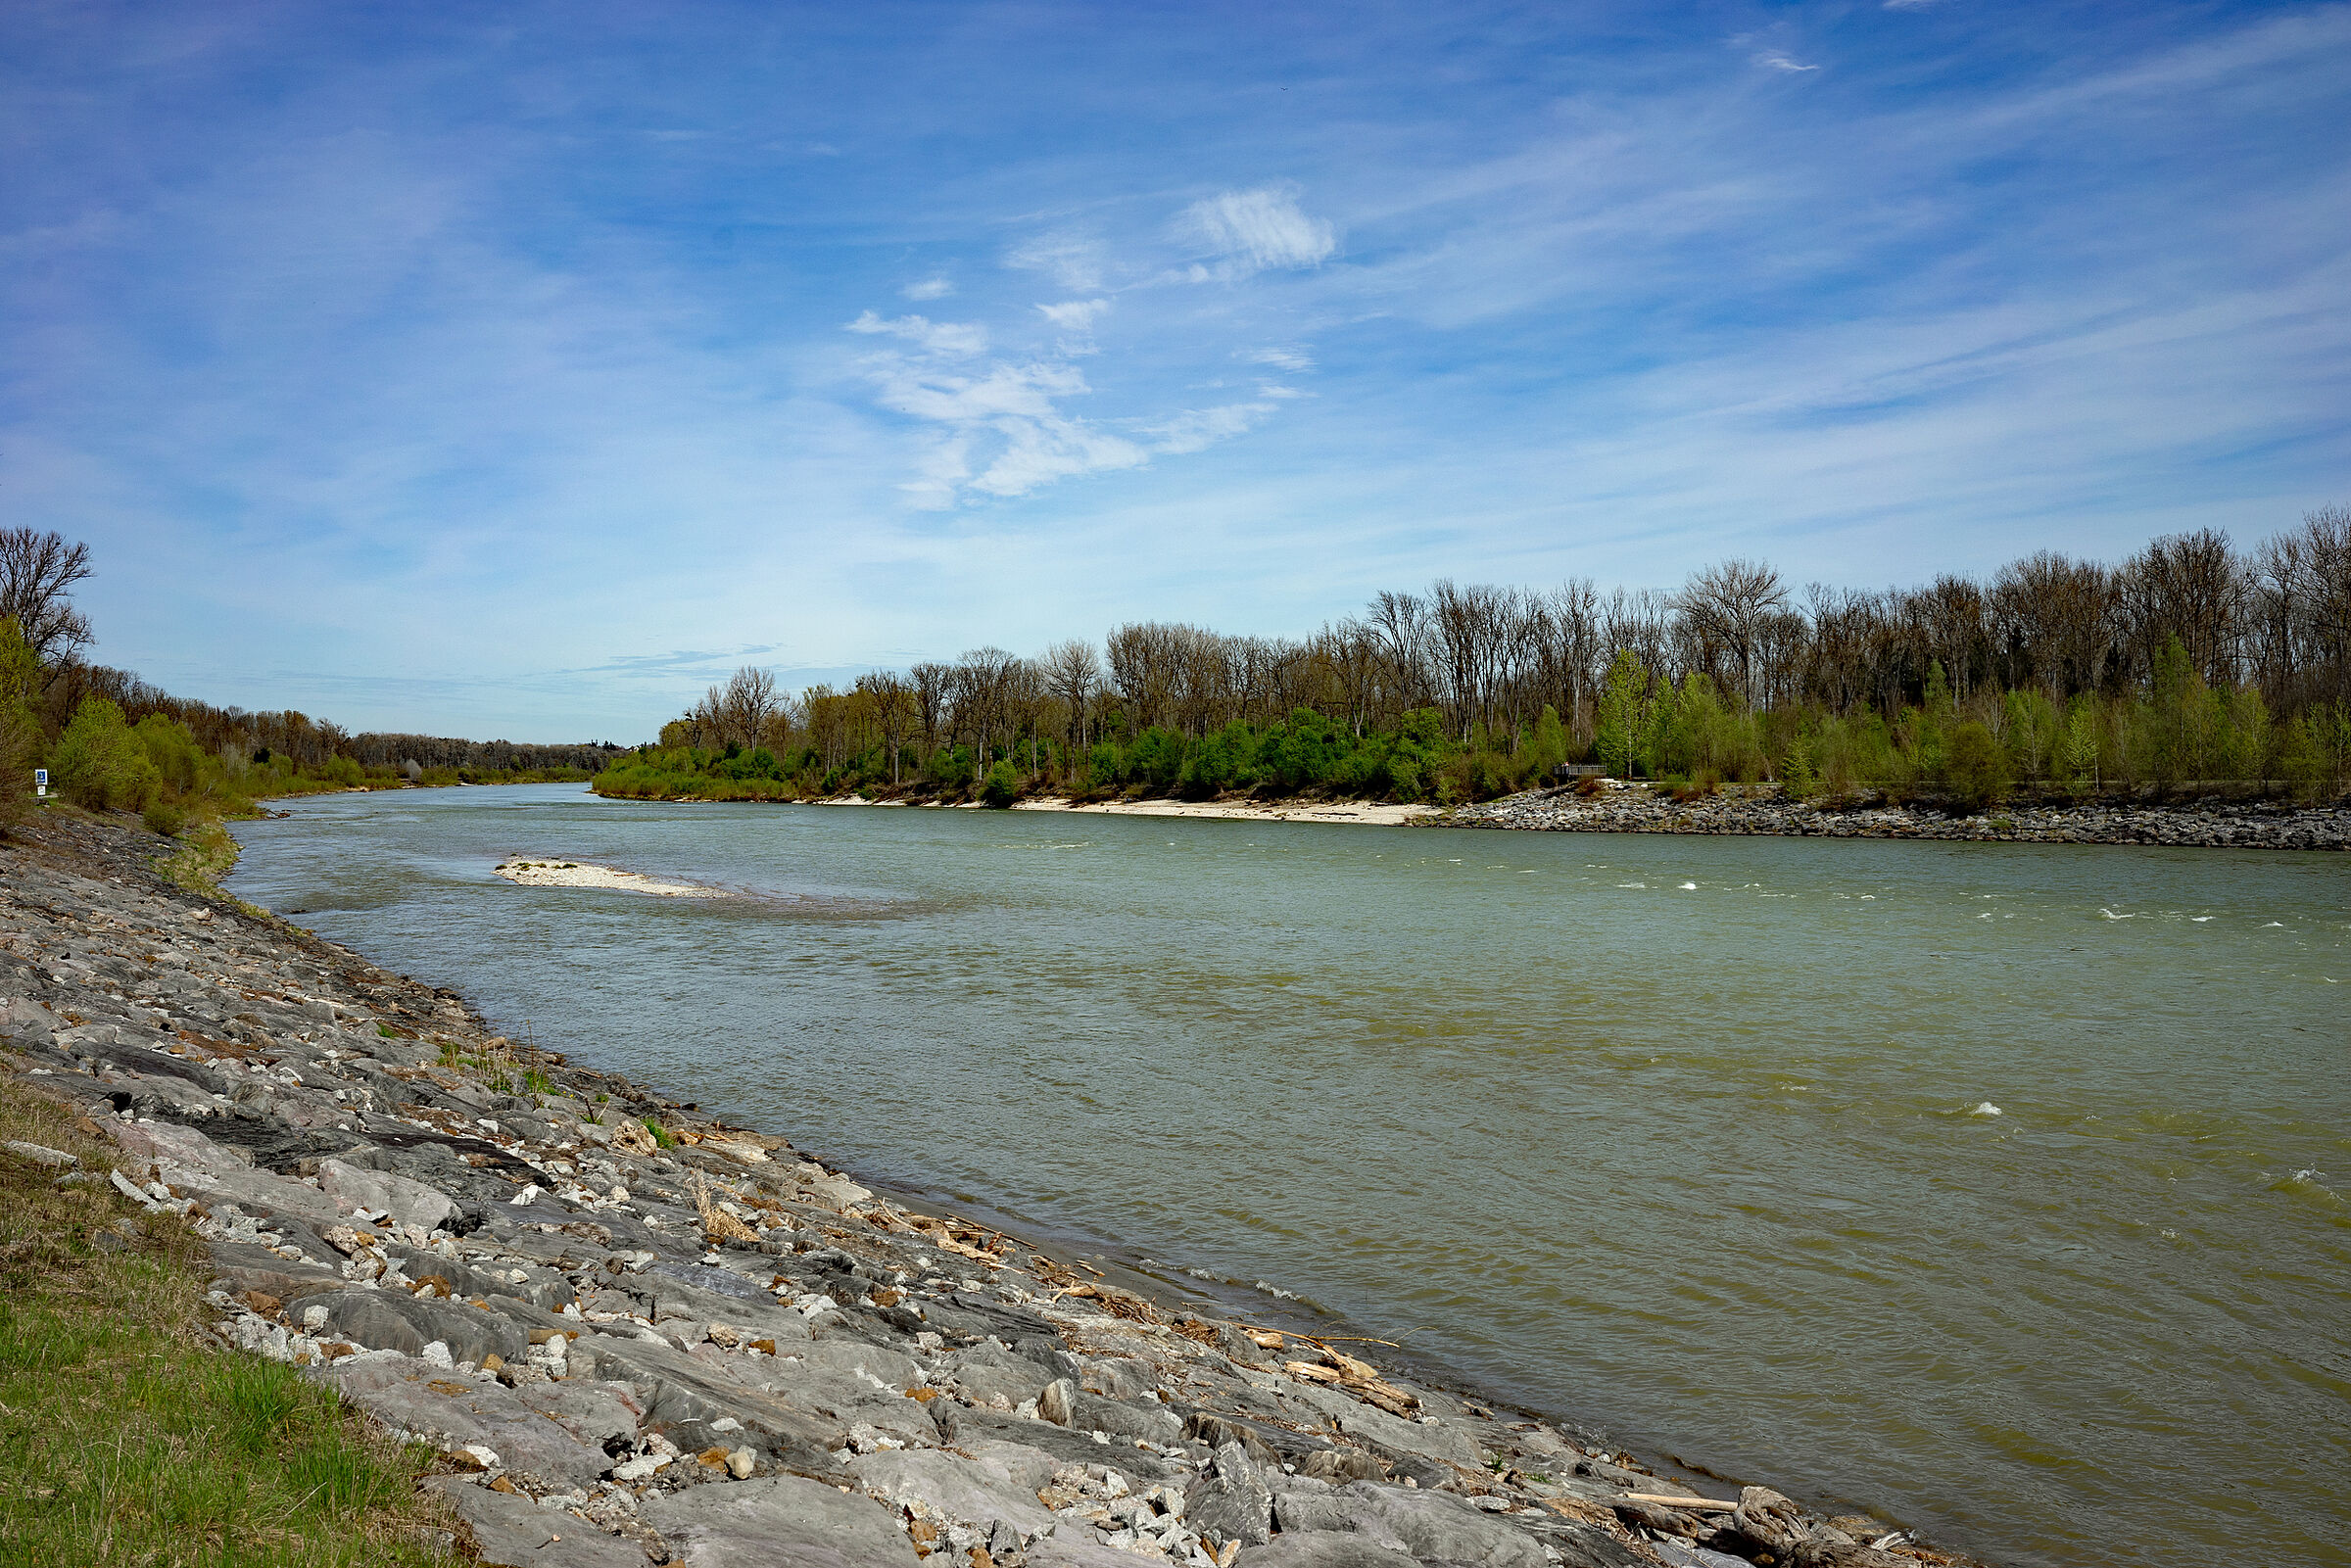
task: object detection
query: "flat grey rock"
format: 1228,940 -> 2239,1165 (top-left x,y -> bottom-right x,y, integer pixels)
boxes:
313,1355 -> 625,1485
848,1447 -> 1054,1539
1190,1441 -> 1273,1547
1326,1484 -> 1549,1568
426,1476 -> 648,1567
1236,1531 -> 1420,1568
1028,1534 -> 1176,1568
641,1474 -> 923,1568
311,1286 -> 530,1368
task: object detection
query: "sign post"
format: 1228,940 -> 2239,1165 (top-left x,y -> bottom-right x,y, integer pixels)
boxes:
33,768 -> 46,800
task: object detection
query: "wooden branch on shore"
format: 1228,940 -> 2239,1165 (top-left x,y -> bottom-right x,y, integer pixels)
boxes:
1621,1493 -> 1736,1512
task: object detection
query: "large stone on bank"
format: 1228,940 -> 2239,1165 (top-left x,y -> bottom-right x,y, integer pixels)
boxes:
1235,1533 -> 1420,1568
424,1476 -> 648,1567
1029,1536 -> 1181,1568
312,1355 -> 636,1486
1312,1484 -> 1549,1568
848,1448 -> 1055,1540
309,1287 -> 529,1369
202,1238 -> 342,1300
640,1474 -> 921,1568
945,1344 -> 1053,1407
317,1156 -> 457,1231
1189,1441 -> 1273,1547
566,1330 -> 847,1466
1279,1379 -> 1483,1468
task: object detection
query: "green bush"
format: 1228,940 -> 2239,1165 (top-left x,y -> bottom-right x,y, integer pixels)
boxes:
1943,720 -> 2013,811
0,621 -> 41,830
140,798 -> 184,836
980,759 -> 1022,806
49,697 -> 161,811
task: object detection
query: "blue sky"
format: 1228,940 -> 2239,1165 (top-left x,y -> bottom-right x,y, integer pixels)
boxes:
4,2 -> 2346,740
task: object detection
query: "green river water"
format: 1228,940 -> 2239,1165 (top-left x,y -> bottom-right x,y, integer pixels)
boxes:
225,784 -> 2350,1567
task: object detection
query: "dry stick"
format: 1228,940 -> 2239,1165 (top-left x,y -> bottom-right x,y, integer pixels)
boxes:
1231,1321 -> 1403,1351
1621,1494 -> 1737,1513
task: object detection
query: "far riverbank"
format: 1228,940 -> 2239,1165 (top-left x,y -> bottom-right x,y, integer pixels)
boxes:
779,785 -> 2351,850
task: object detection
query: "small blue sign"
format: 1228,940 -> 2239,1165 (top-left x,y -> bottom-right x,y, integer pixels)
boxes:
33,770 -> 45,785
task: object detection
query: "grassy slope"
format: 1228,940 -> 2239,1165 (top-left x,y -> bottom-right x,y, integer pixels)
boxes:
0,821 -> 462,1565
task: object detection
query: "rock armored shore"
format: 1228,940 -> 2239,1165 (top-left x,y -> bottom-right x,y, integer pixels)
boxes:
1441,784 -> 2351,850
1,813 -> 1980,1568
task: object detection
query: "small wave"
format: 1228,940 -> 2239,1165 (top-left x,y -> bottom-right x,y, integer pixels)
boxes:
1679,881 -> 1698,890
1970,1102 -> 2003,1117
2098,908 -> 2137,920
1617,882 -> 1648,889
1251,1281 -> 1299,1301
1183,1266 -> 1220,1282
2262,921 -> 2284,927
2190,916 -> 2213,923
2272,1169 -> 2339,1203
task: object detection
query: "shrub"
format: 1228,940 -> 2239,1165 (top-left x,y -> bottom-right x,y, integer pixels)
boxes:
1943,720 -> 2013,811
0,620 -> 41,831
140,798 -> 184,836
980,759 -> 1021,807
49,697 -> 160,811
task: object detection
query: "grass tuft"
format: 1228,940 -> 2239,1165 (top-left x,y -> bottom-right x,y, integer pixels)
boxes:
0,1075 -> 461,1565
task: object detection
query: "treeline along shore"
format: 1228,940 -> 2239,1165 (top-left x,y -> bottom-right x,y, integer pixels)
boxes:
596,512 -> 2351,818
0,807 -> 1991,1568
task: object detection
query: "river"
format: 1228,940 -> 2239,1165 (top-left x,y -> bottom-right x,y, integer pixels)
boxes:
225,784 -> 2351,1568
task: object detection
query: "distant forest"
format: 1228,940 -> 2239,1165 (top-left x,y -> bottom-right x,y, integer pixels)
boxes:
0,527 -> 619,823
603,511 -> 2351,809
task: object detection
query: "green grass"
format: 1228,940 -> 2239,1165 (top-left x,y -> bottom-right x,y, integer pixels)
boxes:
151,819 -> 273,925
0,1078 -> 461,1565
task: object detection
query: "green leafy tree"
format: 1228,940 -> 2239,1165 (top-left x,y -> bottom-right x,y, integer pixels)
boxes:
980,758 -> 1022,806
49,696 -> 160,810
1593,650 -> 1650,778
2059,697 -> 2099,797
1943,721 -> 2013,811
0,620 -> 42,829
1526,703 -> 1567,780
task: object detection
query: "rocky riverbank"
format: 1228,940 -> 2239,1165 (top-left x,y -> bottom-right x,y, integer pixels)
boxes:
1439,784 -> 2351,850
0,809 -> 1983,1568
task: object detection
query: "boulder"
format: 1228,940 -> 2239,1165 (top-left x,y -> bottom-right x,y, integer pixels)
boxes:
317,1157 -> 457,1232
424,1476 -> 648,1567
313,1356 -> 623,1485
1236,1533 -> 1420,1568
848,1448 -> 1055,1540
309,1288 -> 529,1369
640,1474 -> 922,1568
1188,1442 -> 1273,1548
1319,1484 -> 1548,1568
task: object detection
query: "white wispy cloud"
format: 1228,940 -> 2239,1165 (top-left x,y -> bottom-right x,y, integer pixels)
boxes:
1181,186 -> 1335,276
1752,49 -> 1820,72
1007,230 -> 1108,291
1145,403 -> 1276,455
1036,298 -> 1110,331
844,310 -> 987,356
902,277 -> 954,300
1240,346 -> 1315,372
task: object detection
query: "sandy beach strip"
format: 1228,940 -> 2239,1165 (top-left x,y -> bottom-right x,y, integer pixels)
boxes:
493,857 -> 727,896
1010,794 -> 1439,827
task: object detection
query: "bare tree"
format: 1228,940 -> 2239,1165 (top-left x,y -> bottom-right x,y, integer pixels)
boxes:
0,529 -> 94,663
2118,529 -> 2245,689
716,666 -> 778,749
855,670 -> 915,784
1041,640 -> 1102,755
1673,560 -> 1788,707
911,662 -> 951,759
